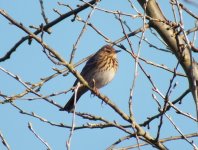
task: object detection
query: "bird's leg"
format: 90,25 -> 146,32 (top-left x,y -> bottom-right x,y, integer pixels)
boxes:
90,79 -> 100,97
89,79 -> 104,106
93,79 -> 100,95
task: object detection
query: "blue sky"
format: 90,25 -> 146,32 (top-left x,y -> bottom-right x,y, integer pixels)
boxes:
0,0 -> 197,150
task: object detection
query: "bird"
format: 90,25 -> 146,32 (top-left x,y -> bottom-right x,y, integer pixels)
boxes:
60,45 -> 120,112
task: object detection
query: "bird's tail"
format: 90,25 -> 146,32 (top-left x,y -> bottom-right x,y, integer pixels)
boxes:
60,87 -> 88,112
60,94 -> 76,112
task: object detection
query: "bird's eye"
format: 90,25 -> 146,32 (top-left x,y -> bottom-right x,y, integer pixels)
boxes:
106,49 -> 111,53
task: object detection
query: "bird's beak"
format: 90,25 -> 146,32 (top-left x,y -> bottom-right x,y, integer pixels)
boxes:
115,50 -> 121,53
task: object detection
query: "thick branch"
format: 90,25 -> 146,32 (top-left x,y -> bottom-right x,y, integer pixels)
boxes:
137,0 -> 198,120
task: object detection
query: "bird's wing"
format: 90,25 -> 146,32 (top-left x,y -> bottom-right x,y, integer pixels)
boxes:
72,53 -> 99,86
81,54 -> 99,76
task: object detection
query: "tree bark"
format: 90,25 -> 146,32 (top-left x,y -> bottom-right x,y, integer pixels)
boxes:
137,0 -> 198,121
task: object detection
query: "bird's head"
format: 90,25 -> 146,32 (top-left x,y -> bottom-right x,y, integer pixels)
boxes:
99,45 -> 121,58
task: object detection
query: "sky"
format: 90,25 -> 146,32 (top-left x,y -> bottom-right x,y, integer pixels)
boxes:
0,0 -> 198,150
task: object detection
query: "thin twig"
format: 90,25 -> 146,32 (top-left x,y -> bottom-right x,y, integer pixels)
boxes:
28,122 -> 52,150
66,84 -> 80,150
107,135 -> 133,150
140,89 -> 191,126
165,114 -> 198,149
156,62 -> 180,141
39,0 -> 50,28
0,130 -> 11,150
69,1 -> 99,63
0,0 -> 98,62
0,66 -> 62,108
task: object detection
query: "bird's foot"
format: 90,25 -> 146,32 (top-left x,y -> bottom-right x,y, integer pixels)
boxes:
93,86 -> 100,95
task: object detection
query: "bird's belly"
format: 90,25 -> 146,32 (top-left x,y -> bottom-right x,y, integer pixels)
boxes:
93,69 -> 116,89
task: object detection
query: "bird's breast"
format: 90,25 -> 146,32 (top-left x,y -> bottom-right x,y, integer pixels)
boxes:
93,68 -> 116,89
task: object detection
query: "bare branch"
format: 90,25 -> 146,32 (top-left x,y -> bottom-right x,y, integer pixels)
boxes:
122,132 -> 198,149
0,0 -> 98,62
0,130 -> 11,150
28,122 -> 52,150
